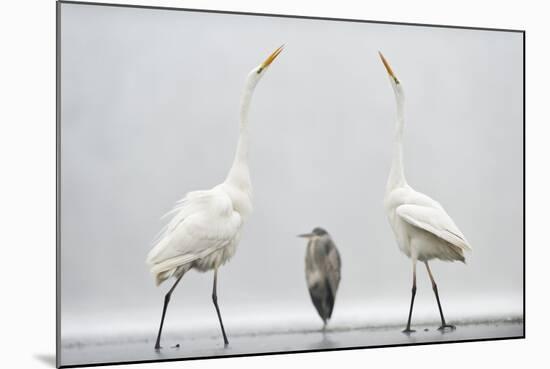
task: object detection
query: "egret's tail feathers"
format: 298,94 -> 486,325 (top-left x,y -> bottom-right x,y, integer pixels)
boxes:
450,244 -> 466,263
437,243 -> 466,263
155,269 -> 175,286
149,254 -> 195,280
153,264 -> 190,286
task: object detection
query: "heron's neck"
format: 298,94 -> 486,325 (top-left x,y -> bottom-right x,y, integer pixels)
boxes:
386,95 -> 407,191
225,83 -> 254,192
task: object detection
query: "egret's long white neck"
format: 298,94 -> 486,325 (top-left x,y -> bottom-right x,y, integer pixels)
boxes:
225,75 -> 258,191
386,89 -> 407,191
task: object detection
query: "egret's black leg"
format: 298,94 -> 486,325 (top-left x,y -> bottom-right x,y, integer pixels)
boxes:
154,273 -> 184,350
403,261 -> 417,334
212,269 -> 229,346
425,261 -> 456,331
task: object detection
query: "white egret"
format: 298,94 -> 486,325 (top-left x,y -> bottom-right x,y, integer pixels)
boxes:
146,45 -> 284,349
298,228 -> 342,328
379,52 -> 472,333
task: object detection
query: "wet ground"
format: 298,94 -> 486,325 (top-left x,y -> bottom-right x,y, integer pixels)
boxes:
60,319 -> 523,367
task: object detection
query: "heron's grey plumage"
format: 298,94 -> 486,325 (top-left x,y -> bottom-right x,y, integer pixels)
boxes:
301,227 -> 342,325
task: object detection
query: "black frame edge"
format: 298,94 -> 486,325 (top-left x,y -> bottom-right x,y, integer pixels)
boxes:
57,0 -> 525,33
56,0 -> 62,368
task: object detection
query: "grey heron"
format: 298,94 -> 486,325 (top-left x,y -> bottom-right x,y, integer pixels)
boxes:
298,227 -> 342,327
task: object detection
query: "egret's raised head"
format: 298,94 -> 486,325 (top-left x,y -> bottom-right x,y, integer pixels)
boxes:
246,45 -> 284,87
259,45 -> 284,73
298,227 -> 329,239
379,51 -> 404,98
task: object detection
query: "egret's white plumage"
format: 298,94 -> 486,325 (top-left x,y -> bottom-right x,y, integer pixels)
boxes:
385,188 -> 471,262
146,45 -> 283,348
379,52 -> 471,332
147,186 -> 244,285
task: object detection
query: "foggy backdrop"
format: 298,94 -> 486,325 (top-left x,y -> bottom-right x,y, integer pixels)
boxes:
60,3 -> 523,342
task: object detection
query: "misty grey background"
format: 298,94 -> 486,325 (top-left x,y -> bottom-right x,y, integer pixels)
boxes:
60,3 -> 523,342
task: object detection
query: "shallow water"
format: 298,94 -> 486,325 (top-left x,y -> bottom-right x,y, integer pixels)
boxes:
61,319 -> 523,366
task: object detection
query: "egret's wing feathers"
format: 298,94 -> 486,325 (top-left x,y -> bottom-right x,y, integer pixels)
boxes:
153,190 -> 213,243
146,187 -> 241,276
149,235 -> 230,276
396,204 -> 471,251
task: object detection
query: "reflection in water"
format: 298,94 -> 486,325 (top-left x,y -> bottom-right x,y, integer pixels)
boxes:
61,319 -> 523,367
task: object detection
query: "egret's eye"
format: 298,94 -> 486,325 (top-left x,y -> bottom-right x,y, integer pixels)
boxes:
257,67 -> 263,74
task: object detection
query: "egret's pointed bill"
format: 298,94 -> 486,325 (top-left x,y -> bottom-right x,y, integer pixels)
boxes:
379,51 -> 399,83
298,233 -> 314,238
261,45 -> 284,68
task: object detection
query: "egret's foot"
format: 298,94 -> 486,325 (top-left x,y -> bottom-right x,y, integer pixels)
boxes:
223,341 -> 229,348
171,344 -> 180,349
438,324 -> 456,332
154,344 -> 162,351
402,328 -> 416,335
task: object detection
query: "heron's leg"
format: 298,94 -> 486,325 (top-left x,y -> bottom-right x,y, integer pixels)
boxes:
403,260 -> 417,334
154,273 -> 184,350
425,261 -> 455,331
212,268 -> 229,346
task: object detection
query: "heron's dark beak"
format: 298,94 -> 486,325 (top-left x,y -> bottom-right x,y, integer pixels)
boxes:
261,45 -> 284,69
298,233 -> 314,238
378,51 -> 400,84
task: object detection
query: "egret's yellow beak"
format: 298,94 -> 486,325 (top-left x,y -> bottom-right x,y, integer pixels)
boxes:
298,233 -> 314,238
379,51 -> 399,84
261,45 -> 284,69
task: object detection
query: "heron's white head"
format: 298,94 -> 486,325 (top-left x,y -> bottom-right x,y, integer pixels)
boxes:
245,45 -> 284,89
379,51 -> 404,100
